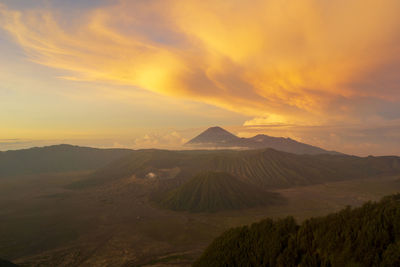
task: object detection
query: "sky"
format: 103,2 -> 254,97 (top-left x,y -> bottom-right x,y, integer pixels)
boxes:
0,0 -> 400,155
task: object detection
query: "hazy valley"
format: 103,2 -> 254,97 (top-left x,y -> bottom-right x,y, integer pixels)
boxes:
1,128 -> 400,266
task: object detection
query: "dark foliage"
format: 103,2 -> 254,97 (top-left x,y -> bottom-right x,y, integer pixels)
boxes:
195,194 -> 400,266
0,259 -> 18,267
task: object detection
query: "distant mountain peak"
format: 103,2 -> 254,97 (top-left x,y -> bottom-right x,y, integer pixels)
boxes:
185,126 -> 340,155
186,126 -> 239,145
201,126 -> 235,135
207,126 -> 225,130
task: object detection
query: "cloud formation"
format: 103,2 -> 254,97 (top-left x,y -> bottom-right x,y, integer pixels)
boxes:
133,131 -> 187,149
1,0 -> 400,125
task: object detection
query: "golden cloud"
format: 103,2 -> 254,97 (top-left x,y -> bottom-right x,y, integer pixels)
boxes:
1,0 -> 400,125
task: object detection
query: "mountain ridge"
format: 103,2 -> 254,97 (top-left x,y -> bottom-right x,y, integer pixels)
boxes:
185,126 -> 339,155
69,148 -> 400,190
0,144 -> 132,178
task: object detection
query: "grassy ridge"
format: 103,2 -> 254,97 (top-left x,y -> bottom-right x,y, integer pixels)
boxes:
76,149 -> 400,189
156,171 -> 281,212
0,144 -> 132,178
195,194 -> 400,266
206,150 -> 400,187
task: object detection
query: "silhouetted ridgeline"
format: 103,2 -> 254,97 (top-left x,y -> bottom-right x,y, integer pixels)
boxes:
185,126 -> 340,155
0,144 -> 132,177
195,194 -> 400,266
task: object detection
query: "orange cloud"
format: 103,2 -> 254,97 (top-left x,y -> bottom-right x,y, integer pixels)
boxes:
1,0 -> 400,125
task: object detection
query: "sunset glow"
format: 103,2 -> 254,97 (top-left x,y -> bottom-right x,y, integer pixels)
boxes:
1,0 -> 400,155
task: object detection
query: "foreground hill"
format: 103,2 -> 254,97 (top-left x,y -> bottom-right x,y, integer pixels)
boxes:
185,126 -> 339,155
0,144 -> 132,178
73,148 -> 400,190
195,194 -> 400,266
156,171 -> 281,212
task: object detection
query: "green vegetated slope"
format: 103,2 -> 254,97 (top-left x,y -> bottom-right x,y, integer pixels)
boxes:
195,194 -> 400,267
156,171 -> 282,212
75,148 -> 400,189
0,144 -> 132,178
0,258 -> 18,266
205,149 -> 400,187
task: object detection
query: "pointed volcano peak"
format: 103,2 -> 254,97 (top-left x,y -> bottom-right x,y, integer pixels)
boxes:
202,126 -> 235,135
186,126 -> 239,145
184,126 -> 340,154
